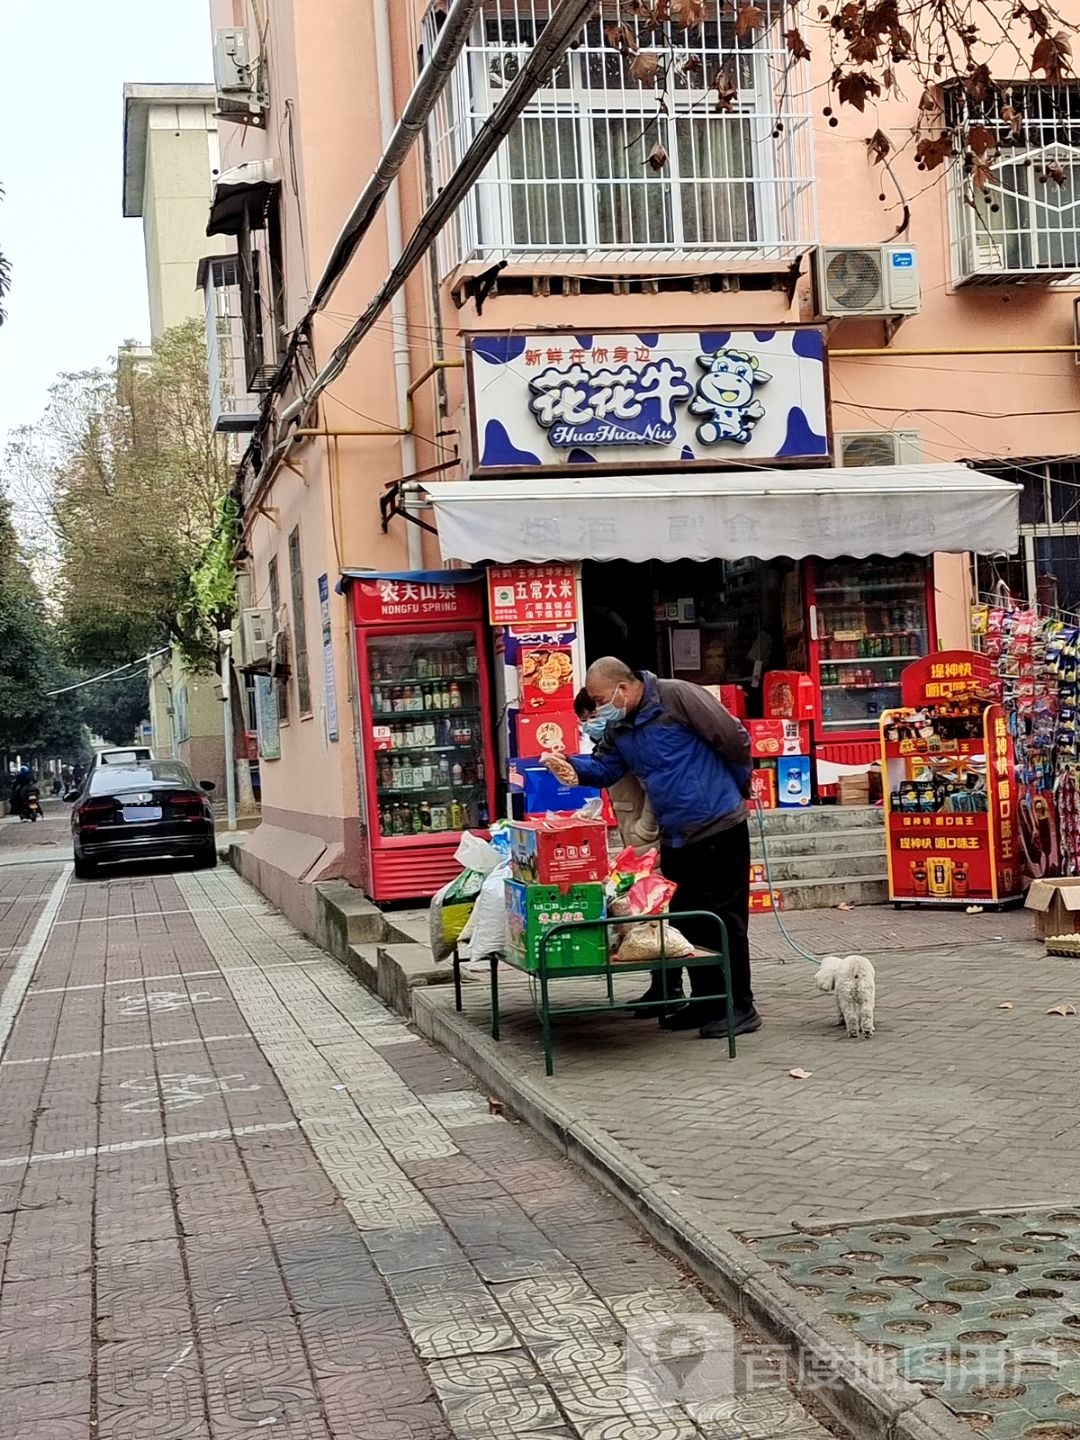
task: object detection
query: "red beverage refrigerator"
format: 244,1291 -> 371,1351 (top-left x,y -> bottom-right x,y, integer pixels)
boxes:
805,555 -> 937,776
350,573 -> 498,902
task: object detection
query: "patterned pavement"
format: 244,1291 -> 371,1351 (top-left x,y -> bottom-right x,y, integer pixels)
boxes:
0,813 -> 849,1440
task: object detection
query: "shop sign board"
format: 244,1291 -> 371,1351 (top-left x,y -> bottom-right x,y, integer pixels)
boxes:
351,577 -> 483,626
254,675 -> 281,761
317,575 -> 339,743
901,650 -> 993,706
487,564 -> 578,628
466,327 -> 830,472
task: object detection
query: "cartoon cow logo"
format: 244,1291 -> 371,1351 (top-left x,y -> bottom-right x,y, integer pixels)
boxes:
689,349 -> 771,445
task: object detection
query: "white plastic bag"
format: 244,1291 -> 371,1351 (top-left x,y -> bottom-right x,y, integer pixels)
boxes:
461,861 -> 511,960
454,831 -> 503,876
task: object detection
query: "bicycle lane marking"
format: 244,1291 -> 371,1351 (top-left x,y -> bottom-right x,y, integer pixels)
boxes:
0,863 -> 72,1059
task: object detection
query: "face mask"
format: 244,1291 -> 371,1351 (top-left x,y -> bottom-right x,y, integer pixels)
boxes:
595,687 -> 626,726
582,716 -> 608,742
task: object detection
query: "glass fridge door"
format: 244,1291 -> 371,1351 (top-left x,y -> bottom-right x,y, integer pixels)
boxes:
816,557 -> 929,732
366,630 -> 487,839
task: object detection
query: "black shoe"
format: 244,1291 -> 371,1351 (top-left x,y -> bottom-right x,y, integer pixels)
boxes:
699,1006 -> 763,1039
630,984 -> 685,1019
658,1001 -> 725,1032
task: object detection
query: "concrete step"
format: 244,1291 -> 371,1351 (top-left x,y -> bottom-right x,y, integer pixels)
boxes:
753,850 -> 885,883
376,941 -> 453,1016
756,804 -> 883,835
750,826 -> 885,860
772,874 -> 888,910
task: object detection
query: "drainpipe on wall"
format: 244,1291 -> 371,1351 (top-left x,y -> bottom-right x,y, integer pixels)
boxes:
374,0 -> 422,571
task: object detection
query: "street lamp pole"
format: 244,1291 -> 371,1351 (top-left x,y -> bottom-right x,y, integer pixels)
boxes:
219,629 -> 237,832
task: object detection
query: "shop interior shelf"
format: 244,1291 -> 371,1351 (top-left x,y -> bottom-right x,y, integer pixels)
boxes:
821,655 -> 921,665
816,583 -> 925,594
821,682 -> 900,691
376,783 -> 481,796
372,673 -> 477,686
820,630 -> 924,639
372,707 -> 481,720
375,744 -> 475,755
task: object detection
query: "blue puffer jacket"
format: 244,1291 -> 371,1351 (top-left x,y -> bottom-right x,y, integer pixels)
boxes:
571,671 -> 752,848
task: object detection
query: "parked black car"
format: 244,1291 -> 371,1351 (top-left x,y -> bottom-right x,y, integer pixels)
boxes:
69,761 -> 216,879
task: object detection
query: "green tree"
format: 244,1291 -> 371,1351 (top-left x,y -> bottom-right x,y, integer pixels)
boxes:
77,672 -> 150,747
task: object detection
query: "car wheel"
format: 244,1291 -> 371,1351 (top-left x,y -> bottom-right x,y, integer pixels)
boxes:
73,856 -> 97,880
194,845 -> 218,870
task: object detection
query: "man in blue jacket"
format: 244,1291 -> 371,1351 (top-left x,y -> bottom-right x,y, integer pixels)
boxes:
543,657 -> 760,1038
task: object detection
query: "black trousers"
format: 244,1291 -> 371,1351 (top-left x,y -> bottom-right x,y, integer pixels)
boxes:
659,821 -> 754,1013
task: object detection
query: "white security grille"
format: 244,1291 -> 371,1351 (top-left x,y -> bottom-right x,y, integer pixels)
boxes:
425,0 -> 815,271
202,257 -> 261,433
948,82 -> 1080,283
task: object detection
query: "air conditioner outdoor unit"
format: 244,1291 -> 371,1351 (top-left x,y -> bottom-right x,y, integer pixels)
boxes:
816,245 -> 921,318
241,607 -> 272,665
214,28 -> 253,93
835,430 -> 923,467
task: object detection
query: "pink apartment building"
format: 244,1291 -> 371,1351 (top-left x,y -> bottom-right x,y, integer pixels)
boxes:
199,0 -> 1074,924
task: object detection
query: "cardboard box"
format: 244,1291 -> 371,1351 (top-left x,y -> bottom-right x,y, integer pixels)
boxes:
508,759 -> 598,815
519,645 -> 575,710
751,766 -> 777,809
1025,878 -> 1080,938
508,818 -> 607,888
504,880 -> 607,971
749,887 -> 783,912
837,772 -> 871,806
747,720 -> 811,759
763,670 -> 815,721
516,710 -> 578,758
704,684 -> 747,719
777,755 -> 812,807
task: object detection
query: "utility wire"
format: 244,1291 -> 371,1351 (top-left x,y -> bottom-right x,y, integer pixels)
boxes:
46,649 -> 168,697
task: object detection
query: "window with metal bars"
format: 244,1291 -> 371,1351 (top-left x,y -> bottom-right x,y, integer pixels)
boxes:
425,0 -> 814,268
288,527 -> 312,717
946,81 -> 1080,283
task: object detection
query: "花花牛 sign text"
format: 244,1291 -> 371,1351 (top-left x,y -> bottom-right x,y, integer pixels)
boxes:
466,329 -> 829,472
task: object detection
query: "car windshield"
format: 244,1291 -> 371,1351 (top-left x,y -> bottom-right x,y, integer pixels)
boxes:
89,762 -> 196,795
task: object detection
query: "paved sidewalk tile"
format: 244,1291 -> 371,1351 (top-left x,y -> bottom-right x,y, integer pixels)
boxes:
0,838 -> 849,1440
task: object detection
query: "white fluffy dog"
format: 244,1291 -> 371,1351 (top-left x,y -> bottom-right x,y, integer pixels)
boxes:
814,954 -> 876,1039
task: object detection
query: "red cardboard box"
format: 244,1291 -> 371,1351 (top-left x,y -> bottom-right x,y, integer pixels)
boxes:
516,710 -> 578,758
704,684 -> 747,719
508,818 -> 608,887
763,671 -> 815,721
519,645 -> 575,710
751,766 -> 777,809
746,720 -> 811,759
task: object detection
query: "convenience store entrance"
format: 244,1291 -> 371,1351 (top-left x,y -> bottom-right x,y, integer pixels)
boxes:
580,558 -> 804,713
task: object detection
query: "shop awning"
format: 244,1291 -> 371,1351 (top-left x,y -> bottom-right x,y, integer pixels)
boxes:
206,159 -> 280,237
428,466 -> 1020,565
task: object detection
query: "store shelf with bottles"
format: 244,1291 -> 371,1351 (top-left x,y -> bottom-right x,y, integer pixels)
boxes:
816,582 -> 926,595
373,706 -> 481,721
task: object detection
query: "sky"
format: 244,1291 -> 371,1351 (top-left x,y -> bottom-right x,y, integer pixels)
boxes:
0,0 -> 213,450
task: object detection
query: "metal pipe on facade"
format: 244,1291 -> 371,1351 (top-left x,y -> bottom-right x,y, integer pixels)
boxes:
373,0 -> 423,569
278,0 -> 599,432
307,0 -> 483,314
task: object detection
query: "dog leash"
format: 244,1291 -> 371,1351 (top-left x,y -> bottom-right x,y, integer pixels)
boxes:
752,797 -> 821,966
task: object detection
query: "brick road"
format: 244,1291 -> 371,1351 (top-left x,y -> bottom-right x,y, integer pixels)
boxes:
421,910 -> 1080,1235
0,809 -> 851,1440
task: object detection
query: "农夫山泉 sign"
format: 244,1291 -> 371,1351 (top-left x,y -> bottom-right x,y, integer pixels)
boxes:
351,577 -> 483,626
466,328 -> 829,472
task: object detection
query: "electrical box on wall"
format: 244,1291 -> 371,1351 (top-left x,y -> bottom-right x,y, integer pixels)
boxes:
816,245 -> 922,318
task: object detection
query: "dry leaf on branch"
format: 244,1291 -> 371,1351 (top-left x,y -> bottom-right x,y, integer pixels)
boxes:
963,63 -> 993,101
1032,31 -> 1072,81
734,3 -> 764,39
712,69 -> 738,112
966,124 -> 996,157
1001,104 -> 1023,139
670,0 -> 706,26
789,1067 -> 813,1080
647,140 -> 670,171
837,71 -> 881,111
970,158 -> 995,191
866,128 -> 891,163
1046,1003 -> 1078,1017
629,50 -> 661,85
916,135 -> 954,170
1045,161 -> 1067,187
997,1002 -> 1014,1010
785,28 -> 812,59
605,22 -> 639,54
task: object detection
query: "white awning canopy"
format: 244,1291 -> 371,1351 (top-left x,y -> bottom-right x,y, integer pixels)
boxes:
429,465 -> 1020,565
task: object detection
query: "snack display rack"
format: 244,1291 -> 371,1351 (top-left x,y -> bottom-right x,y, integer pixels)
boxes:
880,651 -> 1023,908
